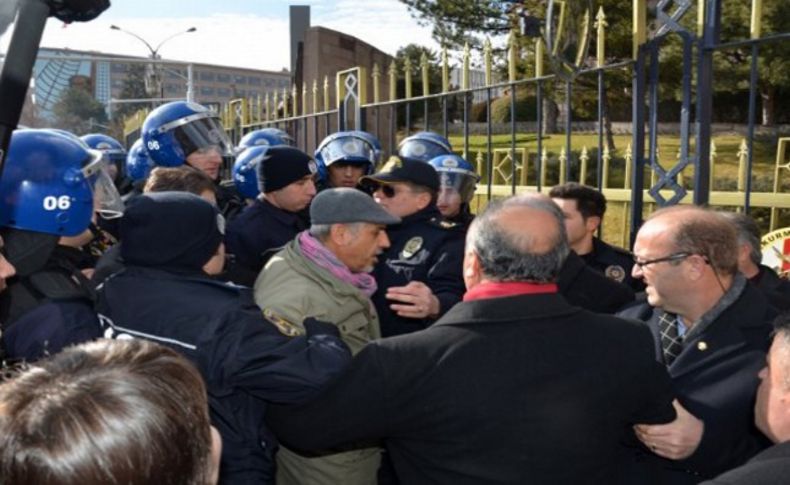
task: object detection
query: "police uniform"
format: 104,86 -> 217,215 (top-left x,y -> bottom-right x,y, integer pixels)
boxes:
97,267 -> 350,485
224,198 -> 308,286
372,206 -> 465,337
580,237 -> 645,292
217,179 -> 246,221
558,251 -> 635,314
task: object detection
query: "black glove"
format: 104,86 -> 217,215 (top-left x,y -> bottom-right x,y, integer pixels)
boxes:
302,317 -> 340,338
48,0 -> 110,23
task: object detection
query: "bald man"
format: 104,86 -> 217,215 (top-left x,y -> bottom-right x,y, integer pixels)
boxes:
268,193 -> 676,484
620,206 -> 774,484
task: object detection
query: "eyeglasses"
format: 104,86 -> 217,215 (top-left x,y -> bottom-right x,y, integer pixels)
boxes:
633,252 -> 693,269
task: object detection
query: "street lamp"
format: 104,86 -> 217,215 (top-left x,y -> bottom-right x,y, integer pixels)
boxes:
109,25 -> 197,100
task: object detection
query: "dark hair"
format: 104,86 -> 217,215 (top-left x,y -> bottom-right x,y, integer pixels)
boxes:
720,211 -> 762,266
549,182 -> 606,219
468,194 -> 569,283
649,206 -> 739,276
0,339 -> 213,485
144,166 -> 217,197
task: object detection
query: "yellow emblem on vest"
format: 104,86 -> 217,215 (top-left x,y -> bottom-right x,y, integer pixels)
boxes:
263,308 -> 304,337
401,236 -> 423,259
382,156 -> 403,173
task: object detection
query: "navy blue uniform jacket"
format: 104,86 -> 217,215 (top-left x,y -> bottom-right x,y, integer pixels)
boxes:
268,292 -> 676,485
96,266 -> 350,485
372,205 -> 465,337
618,283 -> 774,483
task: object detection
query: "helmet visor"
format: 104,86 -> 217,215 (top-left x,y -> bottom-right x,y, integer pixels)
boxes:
399,140 -> 449,162
438,171 -> 478,202
171,115 -> 234,159
320,136 -> 376,166
82,152 -> 125,219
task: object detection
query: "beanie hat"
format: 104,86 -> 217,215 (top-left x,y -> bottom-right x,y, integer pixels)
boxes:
121,192 -> 224,272
257,146 -> 318,193
311,188 -> 400,225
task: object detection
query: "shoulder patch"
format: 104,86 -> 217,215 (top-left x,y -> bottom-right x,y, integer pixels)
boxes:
429,217 -> 459,230
604,265 -> 627,283
262,308 -> 304,337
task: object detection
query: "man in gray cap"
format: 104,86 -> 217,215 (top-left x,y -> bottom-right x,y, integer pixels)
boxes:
254,187 -> 399,485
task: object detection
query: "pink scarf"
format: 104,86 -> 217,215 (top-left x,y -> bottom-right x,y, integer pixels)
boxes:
298,231 -> 378,297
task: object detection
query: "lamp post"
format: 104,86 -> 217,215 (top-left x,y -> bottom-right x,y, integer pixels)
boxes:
109,25 -> 196,101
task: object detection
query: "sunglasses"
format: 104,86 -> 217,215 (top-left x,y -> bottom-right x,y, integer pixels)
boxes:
372,184 -> 410,198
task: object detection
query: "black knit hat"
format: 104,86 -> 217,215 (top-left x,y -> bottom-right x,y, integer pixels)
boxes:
121,192 -> 224,272
256,146 -> 318,193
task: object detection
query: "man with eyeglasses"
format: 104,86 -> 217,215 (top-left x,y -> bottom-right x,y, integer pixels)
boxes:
619,205 -> 774,484
360,156 -> 466,338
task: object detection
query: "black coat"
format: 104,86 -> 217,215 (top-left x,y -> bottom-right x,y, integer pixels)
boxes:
750,264 -> 790,311
96,266 -> 351,485
372,205 -> 466,337
581,237 -> 645,292
268,291 -> 676,485
618,283 -> 774,483
224,198 -> 308,286
558,251 -> 635,314
700,441 -> 790,485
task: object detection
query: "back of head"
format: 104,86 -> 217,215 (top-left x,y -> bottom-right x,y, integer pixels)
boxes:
720,211 -> 762,267
468,193 -> 570,282
548,182 -> 606,219
120,192 -> 224,272
648,206 -> 739,276
144,166 -> 217,197
0,339 -> 213,485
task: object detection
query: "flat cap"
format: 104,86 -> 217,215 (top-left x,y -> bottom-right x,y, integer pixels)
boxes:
310,188 -> 400,225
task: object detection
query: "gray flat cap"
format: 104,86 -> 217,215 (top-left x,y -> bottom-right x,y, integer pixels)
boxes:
311,188 -> 401,225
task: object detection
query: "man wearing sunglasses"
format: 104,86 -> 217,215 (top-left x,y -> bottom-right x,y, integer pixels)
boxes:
619,205 -> 774,484
360,156 -> 466,338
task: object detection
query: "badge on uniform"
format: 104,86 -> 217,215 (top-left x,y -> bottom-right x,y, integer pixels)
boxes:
262,308 -> 304,337
604,265 -> 626,283
400,236 -> 423,259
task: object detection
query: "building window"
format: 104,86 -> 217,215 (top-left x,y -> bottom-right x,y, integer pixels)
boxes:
217,73 -> 230,82
200,71 -> 215,82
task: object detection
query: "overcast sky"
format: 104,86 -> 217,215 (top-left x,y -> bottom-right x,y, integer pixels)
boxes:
32,0 -> 444,72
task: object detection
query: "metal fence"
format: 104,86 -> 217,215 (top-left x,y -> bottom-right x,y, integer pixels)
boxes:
123,0 -> 790,248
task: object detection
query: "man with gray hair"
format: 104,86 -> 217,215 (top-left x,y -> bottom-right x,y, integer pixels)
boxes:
268,193 -> 676,484
702,312 -> 790,484
255,187 -> 399,485
721,211 -> 790,311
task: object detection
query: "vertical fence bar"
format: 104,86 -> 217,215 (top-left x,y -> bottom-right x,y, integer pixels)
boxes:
745,0 -> 762,212
508,29 -> 518,195
536,38 -> 544,192
630,0 -> 647,246
596,6 -> 607,191
486,86 -> 493,200
564,81 -> 572,183
694,0 -> 722,206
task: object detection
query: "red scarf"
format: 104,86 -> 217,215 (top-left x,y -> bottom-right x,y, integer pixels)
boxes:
463,281 -> 558,302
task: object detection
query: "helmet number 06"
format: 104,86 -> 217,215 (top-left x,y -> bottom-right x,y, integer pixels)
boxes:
147,140 -> 160,151
43,195 -> 72,211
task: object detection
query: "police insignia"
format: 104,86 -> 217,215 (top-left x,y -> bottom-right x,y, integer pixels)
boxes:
761,227 -> 790,278
400,236 -> 423,259
382,156 -> 403,173
262,308 -> 304,337
604,265 -> 626,282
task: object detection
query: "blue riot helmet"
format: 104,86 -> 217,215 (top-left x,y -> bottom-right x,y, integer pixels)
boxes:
232,145 -> 269,199
142,101 -> 234,167
237,128 -> 294,152
0,129 -> 125,237
398,131 -> 453,162
314,131 -> 377,187
126,139 -> 156,183
350,130 -> 382,162
47,128 -> 91,149
428,154 -> 480,209
81,133 -> 127,181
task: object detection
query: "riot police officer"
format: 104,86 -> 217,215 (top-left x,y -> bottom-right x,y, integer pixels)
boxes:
142,100 -> 244,219
81,132 -> 130,193
229,128 -> 295,205
360,156 -> 465,337
0,128 -> 124,361
397,131 -> 453,162
428,153 -> 480,231
123,138 -> 156,201
237,127 -> 295,150
314,130 -> 379,191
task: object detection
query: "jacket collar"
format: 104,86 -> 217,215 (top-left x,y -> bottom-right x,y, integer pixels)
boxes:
437,292 -> 580,327
391,205 -> 442,228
